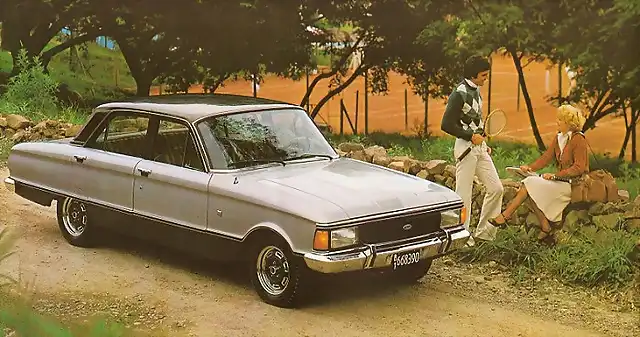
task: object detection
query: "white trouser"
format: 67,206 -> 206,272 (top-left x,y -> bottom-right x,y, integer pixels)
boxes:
453,138 -> 504,241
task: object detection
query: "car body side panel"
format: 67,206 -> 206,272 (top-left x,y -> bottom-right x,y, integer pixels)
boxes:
8,142 -> 139,211
207,173 -> 317,254
132,160 -> 211,231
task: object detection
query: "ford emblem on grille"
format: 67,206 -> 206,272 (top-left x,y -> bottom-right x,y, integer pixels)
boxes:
402,223 -> 412,231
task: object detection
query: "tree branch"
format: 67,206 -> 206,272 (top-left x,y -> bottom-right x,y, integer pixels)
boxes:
41,29 -> 103,70
310,63 -> 368,119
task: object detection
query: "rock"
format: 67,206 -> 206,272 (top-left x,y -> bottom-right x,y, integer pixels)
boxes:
335,149 -> 347,157
406,160 -> 423,175
444,165 -> 456,178
0,116 -> 7,128
388,161 -> 406,172
525,212 -> 540,228
592,213 -> 623,230
422,159 -> 447,176
618,190 -> 630,202
338,142 -> 365,153
372,154 -> 391,167
4,128 -> 15,139
625,219 -> 640,232
11,130 -> 27,143
416,170 -> 429,180
6,114 -> 30,130
364,145 -> 386,161
346,150 -> 367,161
563,209 -> 590,232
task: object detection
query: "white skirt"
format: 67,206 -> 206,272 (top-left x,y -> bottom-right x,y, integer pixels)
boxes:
522,176 -> 571,222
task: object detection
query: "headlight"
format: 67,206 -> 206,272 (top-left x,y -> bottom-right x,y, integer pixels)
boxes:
313,227 -> 359,250
440,207 -> 466,229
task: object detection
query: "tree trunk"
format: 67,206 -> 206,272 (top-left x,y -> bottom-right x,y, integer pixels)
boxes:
618,104 -> 631,160
135,76 -> 153,96
310,65 -> 367,120
633,107 -> 638,163
509,49 -> 546,151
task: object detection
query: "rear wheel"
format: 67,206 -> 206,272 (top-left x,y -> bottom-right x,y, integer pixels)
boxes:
249,235 -> 308,308
56,197 -> 98,247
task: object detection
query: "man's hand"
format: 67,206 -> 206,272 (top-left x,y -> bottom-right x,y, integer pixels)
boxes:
520,165 -> 532,173
471,133 -> 484,145
542,173 -> 555,180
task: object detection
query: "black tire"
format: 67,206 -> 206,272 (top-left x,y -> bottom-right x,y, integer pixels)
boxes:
249,235 -> 308,308
56,197 -> 98,247
384,259 -> 433,283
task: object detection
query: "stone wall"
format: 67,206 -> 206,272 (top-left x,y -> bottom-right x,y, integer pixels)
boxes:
0,114 -> 82,143
335,142 -> 640,236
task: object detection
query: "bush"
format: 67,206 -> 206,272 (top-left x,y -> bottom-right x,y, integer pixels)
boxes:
0,50 -> 61,121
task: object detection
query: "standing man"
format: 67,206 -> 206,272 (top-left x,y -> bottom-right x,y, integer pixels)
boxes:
440,55 -> 504,246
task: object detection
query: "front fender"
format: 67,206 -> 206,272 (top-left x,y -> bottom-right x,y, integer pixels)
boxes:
242,221 -> 313,256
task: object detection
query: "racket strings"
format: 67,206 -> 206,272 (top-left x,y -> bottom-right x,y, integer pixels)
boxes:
485,110 -> 507,136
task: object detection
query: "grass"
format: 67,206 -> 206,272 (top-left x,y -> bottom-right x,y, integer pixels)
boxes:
0,37 -> 135,103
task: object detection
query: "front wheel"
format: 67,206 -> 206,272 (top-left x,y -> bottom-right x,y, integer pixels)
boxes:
249,237 -> 308,308
56,197 -> 98,247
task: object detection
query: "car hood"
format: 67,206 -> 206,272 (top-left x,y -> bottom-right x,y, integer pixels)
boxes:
242,158 -> 460,223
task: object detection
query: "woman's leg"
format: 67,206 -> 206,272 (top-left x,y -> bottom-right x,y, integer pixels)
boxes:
524,198 -> 552,239
491,184 -> 528,224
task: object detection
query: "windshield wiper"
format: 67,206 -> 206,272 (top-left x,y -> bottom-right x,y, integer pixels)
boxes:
285,153 -> 335,161
228,159 -> 286,168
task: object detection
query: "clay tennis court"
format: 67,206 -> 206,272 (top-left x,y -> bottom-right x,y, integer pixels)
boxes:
150,54 -> 631,160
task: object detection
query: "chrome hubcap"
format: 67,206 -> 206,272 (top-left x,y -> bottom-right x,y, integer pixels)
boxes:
256,246 -> 290,296
62,198 -> 88,237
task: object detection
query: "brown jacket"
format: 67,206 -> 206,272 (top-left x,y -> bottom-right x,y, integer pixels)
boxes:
529,132 -> 589,178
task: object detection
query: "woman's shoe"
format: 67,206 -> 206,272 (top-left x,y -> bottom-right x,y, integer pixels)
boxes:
488,212 -> 510,229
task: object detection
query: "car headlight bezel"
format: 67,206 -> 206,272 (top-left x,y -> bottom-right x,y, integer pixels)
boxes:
440,207 -> 466,229
313,226 -> 359,251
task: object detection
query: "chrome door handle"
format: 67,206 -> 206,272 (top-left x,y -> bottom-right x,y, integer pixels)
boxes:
137,168 -> 152,177
73,155 -> 86,163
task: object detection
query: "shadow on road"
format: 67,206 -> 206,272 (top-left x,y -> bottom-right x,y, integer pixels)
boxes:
94,229 -> 425,308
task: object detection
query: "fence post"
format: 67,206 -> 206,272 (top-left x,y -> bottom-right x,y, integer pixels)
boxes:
424,94 -> 429,134
355,90 -> 359,134
558,62 -> 563,100
488,56 -> 493,114
516,74 -> 521,112
305,69 -> 310,112
340,98 -> 344,135
404,88 -> 409,131
364,71 -> 369,135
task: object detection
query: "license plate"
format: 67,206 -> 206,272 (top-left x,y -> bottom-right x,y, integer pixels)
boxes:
392,249 -> 422,270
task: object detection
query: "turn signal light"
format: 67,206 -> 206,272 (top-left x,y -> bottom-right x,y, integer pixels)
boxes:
313,230 -> 330,250
460,207 -> 467,225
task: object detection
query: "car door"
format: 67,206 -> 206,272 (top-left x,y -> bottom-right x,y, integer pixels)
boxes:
132,117 -> 211,232
78,110 -> 151,211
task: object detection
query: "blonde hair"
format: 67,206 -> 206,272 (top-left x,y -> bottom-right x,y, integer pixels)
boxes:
557,104 -> 586,131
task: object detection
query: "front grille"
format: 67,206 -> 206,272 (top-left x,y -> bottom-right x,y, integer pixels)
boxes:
358,211 -> 442,244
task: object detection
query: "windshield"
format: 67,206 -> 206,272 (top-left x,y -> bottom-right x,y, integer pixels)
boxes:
196,108 -> 337,169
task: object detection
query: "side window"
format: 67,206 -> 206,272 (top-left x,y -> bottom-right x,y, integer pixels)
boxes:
90,113 -> 150,158
152,119 -> 205,171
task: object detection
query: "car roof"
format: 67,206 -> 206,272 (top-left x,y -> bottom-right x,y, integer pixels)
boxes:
94,93 -> 302,122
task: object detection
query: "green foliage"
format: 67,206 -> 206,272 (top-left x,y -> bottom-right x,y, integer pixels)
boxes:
457,226 -> 638,290
0,50 -> 60,118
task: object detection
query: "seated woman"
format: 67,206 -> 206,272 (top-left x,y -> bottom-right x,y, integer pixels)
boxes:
488,104 -> 589,242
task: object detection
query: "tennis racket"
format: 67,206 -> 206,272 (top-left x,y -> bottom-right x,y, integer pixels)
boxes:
457,108 -> 508,162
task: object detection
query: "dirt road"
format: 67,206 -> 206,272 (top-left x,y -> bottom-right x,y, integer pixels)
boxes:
0,167 -> 638,337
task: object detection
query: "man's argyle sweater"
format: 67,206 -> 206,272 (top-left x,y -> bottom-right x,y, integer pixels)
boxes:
440,79 -> 484,142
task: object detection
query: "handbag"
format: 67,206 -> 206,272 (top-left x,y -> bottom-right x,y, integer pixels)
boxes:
567,133 -> 619,204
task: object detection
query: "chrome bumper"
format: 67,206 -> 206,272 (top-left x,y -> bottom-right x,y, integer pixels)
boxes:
303,225 -> 470,273
4,177 -> 15,193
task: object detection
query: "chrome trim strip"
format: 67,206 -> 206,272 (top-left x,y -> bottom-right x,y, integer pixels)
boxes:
316,200 -> 463,228
303,225 -> 470,273
4,177 -> 15,192
9,179 -> 243,242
